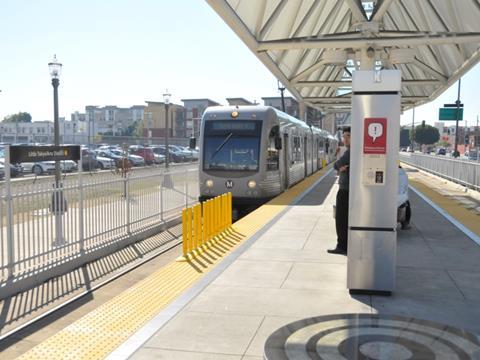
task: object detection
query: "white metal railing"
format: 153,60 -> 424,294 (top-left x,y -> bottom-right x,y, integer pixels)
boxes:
0,164 -> 199,298
400,153 -> 480,191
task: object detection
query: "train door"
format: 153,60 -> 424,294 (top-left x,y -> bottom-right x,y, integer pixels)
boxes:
315,138 -> 319,171
311,136 -> 315,173
304,136 -> 308,177
283,133 -> 289,189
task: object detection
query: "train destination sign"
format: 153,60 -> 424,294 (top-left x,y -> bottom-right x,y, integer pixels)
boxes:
9,145 -> 81,163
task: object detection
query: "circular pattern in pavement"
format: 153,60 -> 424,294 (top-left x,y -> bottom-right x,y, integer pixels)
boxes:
264,314 -> 480,359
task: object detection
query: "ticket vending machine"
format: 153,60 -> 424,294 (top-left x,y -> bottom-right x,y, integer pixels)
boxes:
347,70 -> 401,295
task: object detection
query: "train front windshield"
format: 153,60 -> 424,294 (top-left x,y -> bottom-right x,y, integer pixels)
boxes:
203,120 -> 261,171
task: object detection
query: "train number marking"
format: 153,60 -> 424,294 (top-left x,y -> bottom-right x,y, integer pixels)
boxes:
225,180 -> 234,189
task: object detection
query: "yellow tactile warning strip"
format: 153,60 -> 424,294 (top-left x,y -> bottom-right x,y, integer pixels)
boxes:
409,178 -> 480,237
17,166 -> 331,360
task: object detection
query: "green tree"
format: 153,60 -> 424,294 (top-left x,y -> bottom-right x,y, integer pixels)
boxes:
3,112 -> 32,123
122,122 -> 137,136
414,124 -> 440,145
134,120 -> 144,138
399,127 -> 410,147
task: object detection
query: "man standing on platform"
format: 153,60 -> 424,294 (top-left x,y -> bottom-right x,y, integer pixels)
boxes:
328,127 -> 350,255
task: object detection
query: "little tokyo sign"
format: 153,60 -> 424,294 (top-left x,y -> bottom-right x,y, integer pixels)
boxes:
9,145 -> 81,163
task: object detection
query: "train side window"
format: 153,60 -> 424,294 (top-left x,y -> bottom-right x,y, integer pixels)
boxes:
293,136 -> 302,162
267,127 -> 279,171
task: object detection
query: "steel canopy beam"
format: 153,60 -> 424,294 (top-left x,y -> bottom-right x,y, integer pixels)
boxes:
290,60 -> 326,83
343,0 -> 368,22
258,0 -> 288,40
304,96 -> 429,103
371,0 -> 395,22
412,58 -> 448,82
257,32 -> 480,51
296,79 -> 441,87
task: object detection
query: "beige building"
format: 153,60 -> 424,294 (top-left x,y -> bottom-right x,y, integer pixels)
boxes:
143,101 -> 185,138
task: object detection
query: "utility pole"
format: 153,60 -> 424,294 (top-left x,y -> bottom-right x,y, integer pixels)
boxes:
453,79 -> 462,158
410,107 -> 415,152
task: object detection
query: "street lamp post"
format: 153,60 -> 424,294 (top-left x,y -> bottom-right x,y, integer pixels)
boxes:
163,90 -> 171,168
49,55 -> 66,246
277,80 -> 286,112
453,79 -> 462,158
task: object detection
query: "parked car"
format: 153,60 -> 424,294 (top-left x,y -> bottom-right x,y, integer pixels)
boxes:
0,159 -> 23,178
177,145 -> 199,161
150,145 -> 187,163
22,161 -> 56,175
81,149 -> 99,170
95,149 -> 129,167
96,155 -> 116,169
466,151 -> 478,160
110,149 -> 145,166
57,160 -> 78,172
129,145 -> 155,165
22,160 -> 77,175
436,148 -> 446,155
151,152 -> 166,164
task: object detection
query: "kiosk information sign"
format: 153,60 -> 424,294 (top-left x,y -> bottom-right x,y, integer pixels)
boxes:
362,118 -> 387,186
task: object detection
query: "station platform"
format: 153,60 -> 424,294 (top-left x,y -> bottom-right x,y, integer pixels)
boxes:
13,165 -> 480,359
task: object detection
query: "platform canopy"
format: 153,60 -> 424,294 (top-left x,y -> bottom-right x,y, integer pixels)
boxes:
206,0 -> 480,113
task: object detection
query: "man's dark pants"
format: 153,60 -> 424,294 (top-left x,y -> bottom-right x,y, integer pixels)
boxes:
335,189 -> 349,251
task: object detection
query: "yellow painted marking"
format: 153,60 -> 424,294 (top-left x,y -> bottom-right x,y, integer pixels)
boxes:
409,179 -> 480,236
18,168 -> 330,360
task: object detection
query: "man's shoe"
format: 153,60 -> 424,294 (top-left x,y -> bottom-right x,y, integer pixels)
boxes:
327,247 -> 347,255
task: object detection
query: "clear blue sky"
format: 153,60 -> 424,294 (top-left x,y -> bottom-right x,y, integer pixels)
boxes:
1,0 -> 479,127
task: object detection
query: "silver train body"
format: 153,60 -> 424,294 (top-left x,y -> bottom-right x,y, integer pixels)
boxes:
199,106 -> 338,204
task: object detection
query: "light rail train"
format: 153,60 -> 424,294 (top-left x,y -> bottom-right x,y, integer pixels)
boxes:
198,106 -> 338,205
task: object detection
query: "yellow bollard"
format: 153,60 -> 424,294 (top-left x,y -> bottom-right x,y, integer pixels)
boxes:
205,200 -> 212,241
198,204 -> 203,247
182,208 -> 188,256
209,200 -> 213,242
222,193 -> 227,230
208,199 -> 213,241
194,204 -> 201,250
214,196 -> 219,234
218,194 -> 225,232
227,192 -> 232,226
201,202 -> 206,246
186,207 -> 193,254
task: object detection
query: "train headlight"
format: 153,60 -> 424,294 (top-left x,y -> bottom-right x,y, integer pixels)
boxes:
247,180 -> 256,189
205,179 -> 214,188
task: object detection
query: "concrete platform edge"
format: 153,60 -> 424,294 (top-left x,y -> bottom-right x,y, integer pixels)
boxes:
409,185 -> 480,245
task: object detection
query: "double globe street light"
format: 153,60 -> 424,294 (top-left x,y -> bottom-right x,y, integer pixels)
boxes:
49,55 -> 67,246
163,90 -> 171,169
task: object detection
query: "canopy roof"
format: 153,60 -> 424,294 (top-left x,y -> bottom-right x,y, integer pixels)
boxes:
207,0 -> 480,113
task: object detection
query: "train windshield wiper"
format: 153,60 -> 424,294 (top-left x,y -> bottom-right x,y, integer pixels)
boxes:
210,132 -> 233,160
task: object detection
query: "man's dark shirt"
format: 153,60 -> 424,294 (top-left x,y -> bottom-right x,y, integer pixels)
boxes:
334,147 -> 350,190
